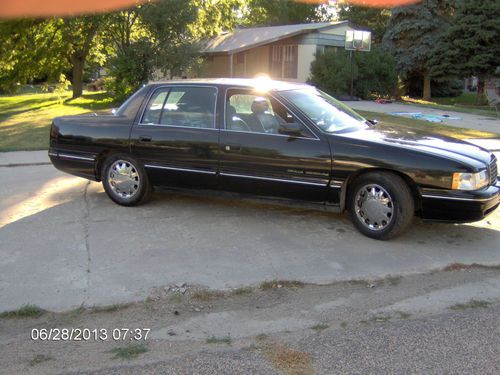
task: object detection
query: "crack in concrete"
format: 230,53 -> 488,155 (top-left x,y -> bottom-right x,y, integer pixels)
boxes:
260,245 -> 280,280
82,181 -> 92,306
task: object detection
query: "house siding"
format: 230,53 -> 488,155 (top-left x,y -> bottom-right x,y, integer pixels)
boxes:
244,45 -> 270,77
204,55 -> 231,77
297,44 -> 317,83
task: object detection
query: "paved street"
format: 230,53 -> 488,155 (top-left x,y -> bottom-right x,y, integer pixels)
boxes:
344,100 -> 500,134
1,152 -> 499,313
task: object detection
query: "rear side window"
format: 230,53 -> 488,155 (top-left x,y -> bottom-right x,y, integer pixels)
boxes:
141,86 -> 217,129
142,90 -> 168,124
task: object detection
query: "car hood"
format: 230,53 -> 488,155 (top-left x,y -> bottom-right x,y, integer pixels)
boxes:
337,124 -> 492,169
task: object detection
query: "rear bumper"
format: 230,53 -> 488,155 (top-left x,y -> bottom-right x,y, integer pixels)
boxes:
48,148 -> 98,181
421,182 -> 500,223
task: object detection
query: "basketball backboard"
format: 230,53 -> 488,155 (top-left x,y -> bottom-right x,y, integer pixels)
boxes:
345,30 -> 372,52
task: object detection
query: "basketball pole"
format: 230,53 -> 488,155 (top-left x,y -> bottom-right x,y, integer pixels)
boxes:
350,50 -> 354,99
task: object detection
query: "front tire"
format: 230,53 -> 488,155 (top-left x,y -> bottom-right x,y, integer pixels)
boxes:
347,172 -> 414,240
102,154 -> 152,206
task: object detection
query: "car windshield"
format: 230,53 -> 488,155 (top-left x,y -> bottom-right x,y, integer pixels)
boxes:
280,88 -> 367,133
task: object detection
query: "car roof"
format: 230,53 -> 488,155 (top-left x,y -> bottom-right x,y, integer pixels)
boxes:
148,78 -> 311,91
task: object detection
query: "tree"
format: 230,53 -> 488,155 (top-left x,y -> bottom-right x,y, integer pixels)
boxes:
0,19 -> 66,93
431,0 -> 500,104
336,5 -> 391,44
0,16 -> 106,98
140,0 -> 198,79
309,47 -> 397,99
246,0 -> 331,26
105,9 -> 142,53
60,16 -> 106,98
382,0 -> 454,100
189,0 -> 248,38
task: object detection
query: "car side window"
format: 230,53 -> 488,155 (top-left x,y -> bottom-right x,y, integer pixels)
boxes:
225,89 -> 314,138
142,86 -> 217,129
142,90 -> 168,125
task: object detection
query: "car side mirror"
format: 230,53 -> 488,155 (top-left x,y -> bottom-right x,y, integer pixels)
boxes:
279,122 -> 303,136
367,119 -> 378,125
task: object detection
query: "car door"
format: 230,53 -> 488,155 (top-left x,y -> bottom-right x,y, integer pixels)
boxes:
130,85 -> 220,188
219,88 -> 332,202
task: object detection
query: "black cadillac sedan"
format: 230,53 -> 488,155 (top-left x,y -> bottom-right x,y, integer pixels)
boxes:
49,79 -> 499,239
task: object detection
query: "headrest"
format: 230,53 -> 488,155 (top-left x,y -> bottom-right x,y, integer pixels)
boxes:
251,97 -> 269,114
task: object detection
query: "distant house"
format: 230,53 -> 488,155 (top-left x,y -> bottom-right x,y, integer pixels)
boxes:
198,21 -> 355,83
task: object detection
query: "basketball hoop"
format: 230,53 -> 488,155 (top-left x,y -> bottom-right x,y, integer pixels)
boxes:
345,30 -> 372,53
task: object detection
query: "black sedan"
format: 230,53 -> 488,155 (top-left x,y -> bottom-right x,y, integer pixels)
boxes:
49,79 -> 499,239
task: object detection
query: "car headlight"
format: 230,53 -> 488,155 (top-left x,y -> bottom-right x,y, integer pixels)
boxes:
452,170 -> 489,190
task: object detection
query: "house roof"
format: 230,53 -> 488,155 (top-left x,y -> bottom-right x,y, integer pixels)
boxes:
202,21 -> 350,55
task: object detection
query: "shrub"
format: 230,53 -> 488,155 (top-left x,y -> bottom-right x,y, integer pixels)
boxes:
309,47 -> 397,99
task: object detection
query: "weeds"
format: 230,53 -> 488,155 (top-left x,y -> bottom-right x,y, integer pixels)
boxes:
450,299 -> 491,311
231,287 -> 254,296
310,323 -> 329,331
206,335 -> 231,345
0,304 -> 44,318
110,344 -> 148,360
192,290 -> 225,302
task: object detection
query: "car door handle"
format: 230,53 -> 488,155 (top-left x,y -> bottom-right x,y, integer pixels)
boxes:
225,144 -> 241,152
139,135 -> 152,142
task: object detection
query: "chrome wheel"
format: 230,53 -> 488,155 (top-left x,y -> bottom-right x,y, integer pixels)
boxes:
107,160 -> 141,199
354,184 -> 394,231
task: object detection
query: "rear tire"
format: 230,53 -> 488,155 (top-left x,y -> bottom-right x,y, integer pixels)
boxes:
347,172 -> 414,240
102,154 -> 152,206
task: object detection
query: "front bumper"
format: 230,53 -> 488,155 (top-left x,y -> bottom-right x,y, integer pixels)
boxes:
420,181 -> 500,223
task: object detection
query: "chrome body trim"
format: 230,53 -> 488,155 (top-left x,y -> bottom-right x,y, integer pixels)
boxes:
57,153 -> 95,162
421,194 -> 497,202
144,164 -> 216,175
219,172 -> 327,186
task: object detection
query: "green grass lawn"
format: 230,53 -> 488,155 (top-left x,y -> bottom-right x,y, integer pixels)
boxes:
0,91 -> 115,152
401,93 -> 497,117
357,110 -> 500,140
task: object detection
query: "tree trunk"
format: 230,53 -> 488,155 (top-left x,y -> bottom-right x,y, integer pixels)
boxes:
422,72 -> 431,101
476,78 -> 487,105
71,58 -> 84,99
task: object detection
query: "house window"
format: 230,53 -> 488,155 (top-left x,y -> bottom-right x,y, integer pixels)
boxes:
270,45 -> 298,79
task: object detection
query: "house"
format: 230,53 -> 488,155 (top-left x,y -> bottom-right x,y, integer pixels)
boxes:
198,21 -> 355,83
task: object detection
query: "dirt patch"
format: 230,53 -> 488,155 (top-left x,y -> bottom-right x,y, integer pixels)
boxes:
442,263 -> 500,272
263,342 -> 315,375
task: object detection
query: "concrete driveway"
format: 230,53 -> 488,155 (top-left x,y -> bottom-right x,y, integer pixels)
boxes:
344,100 -> 500,134
1,153 -> 499,313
